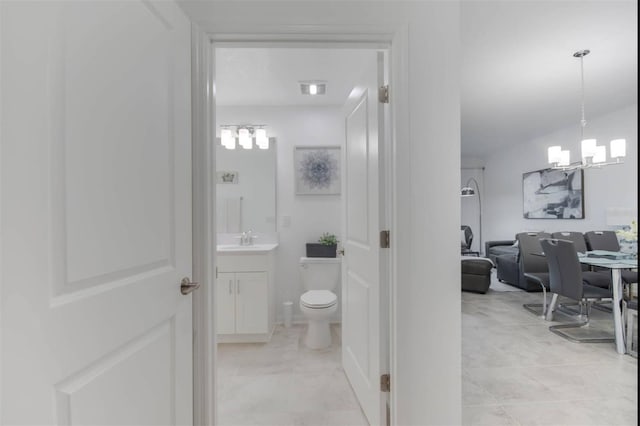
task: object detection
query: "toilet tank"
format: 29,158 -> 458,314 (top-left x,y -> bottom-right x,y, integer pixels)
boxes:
299,257 -> 341,291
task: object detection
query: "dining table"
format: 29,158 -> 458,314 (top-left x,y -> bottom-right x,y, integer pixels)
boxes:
578,251 -> 638,354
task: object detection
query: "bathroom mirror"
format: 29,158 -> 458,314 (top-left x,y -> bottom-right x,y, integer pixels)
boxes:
215,140 -> 277,234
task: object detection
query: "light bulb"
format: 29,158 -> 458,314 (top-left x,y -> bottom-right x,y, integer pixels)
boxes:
309,84 -> 317,95
548,146 -> 562,164
592,145 -> 606,164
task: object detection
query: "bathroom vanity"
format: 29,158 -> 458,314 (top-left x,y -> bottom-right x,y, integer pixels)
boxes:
216,244 -> 278,343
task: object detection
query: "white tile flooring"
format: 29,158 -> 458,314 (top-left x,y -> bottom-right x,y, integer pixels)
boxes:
217,324 -> 369,426
216,274 -> 638,426
463,272 -> 638,426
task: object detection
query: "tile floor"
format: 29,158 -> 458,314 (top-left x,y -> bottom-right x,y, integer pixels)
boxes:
463,274 -> 638,426
216,273 -> 638,426
217,324 -> 369,426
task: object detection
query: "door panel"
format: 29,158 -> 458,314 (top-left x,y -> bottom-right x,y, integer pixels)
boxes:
342,51 -> 383,426
0,1 -> 192,424
217,272 -> 236,334
235,272 -> 269,334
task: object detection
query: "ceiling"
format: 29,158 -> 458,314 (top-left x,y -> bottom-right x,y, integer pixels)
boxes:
182,1 -> 638,158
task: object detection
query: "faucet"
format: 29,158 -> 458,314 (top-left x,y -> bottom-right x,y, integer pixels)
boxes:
239,229 -> 256,246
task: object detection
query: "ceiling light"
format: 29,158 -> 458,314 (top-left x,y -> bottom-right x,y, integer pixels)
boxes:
300,81 -> 326,95
547,50 -> 626,170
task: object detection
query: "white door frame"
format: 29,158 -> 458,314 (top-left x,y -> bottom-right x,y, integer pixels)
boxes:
190,24 -> 408,426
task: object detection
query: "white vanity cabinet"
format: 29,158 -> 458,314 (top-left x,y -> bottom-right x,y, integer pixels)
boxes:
216,247 -> 276,342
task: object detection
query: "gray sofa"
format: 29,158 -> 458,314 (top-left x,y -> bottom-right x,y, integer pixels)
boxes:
485,240 -> 517,264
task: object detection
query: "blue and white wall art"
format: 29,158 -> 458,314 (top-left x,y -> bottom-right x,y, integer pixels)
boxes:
294,146 -> 341,195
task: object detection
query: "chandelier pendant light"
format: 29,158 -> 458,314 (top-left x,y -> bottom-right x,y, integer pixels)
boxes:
218,125 -> 270,150
547,50 -> 626,170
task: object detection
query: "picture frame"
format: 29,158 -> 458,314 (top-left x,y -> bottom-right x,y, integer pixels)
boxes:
522,168 -> 584,219
294,146 -> 341,195
216,171 -> 238,184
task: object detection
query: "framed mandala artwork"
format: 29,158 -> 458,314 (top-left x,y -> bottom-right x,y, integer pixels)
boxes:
294,146 -> 341,195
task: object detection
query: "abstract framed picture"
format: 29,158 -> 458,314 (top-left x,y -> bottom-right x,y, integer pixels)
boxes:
522,168 -> 584,219
294,146 -> 341,195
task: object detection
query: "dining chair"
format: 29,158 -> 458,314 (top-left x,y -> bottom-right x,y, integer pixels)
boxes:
517,232 -> 551,317
584,230 -> 637,285
551,232 -> 611,289
623,298 -> 637,357
541,238 -> 614,343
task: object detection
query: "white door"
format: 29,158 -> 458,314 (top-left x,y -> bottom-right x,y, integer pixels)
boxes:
0,1 -> 193,424
342,51 -> 387,425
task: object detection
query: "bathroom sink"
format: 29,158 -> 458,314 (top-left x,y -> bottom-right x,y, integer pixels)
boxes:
216,243 -> 278,253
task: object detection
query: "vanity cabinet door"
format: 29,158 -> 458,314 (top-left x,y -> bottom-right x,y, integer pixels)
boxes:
235,272 -> 269,334
216,272 -> 236,334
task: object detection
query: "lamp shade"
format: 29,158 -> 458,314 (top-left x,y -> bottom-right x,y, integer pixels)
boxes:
255,128 -> 269,149
593,145 -> 606,164
610,139 -> 626,158
221,128 -> 235,149
548,146 -> 562,164
238,128 -> 252,149
581,138 -> 597,159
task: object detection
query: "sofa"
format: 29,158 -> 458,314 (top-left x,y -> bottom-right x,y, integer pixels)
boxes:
485,240 -> 517,264
487,230 -> 624,292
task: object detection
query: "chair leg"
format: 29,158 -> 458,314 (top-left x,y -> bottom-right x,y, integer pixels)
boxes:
548,301 -> 615,344
627,306 -> 638,357
523,282 -> 548,318
545,293 -> 558,321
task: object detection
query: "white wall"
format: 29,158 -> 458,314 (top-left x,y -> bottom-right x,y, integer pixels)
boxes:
480,104 -> 638,244
185,2 -> 462,424
216,106 -> 343,323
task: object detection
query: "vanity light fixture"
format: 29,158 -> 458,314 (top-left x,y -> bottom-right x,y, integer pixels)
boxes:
218,125 -> 269,150
547,50 -> 626,170
300,80 -> 327,95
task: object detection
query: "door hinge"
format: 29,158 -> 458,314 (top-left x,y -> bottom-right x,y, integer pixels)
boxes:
380,230 -> 390,248
380,374 -> 391,392
378,85 -> 389,104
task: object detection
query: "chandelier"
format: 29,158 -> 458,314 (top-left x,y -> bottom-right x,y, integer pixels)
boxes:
547,50 -> 626,170
219,125 -> 269,150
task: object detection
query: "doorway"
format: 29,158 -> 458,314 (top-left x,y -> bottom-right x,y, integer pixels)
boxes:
209,43 -> 390,425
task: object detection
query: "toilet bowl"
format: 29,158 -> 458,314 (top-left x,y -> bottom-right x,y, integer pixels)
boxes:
300,290 -> 338,349
299,257 -> 341,350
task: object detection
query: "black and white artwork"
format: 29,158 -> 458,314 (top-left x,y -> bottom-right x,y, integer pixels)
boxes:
523,168 -> 584,219
294,146 -> 341,195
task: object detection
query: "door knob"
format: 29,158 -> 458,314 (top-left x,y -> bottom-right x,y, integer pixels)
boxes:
180,277 -> 200,295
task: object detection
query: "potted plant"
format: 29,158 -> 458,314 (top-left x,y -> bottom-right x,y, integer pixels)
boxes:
306,232 -> 339,258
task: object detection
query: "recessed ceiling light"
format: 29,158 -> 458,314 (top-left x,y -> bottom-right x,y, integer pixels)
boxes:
300,81 -> 327,95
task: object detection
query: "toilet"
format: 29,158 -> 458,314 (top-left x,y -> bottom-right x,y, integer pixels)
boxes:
299,256 -> 341,349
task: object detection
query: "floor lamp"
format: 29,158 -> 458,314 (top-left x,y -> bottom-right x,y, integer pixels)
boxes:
461,177 -> 482,255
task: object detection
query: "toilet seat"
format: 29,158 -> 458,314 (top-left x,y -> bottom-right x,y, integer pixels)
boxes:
300,290 -> 337,309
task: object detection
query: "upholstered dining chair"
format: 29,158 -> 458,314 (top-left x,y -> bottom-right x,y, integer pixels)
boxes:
623,298 -> 638,357
541,238 -> 614,343
551,232 -> 611,289
584,230 -> 637,285
517,232 -> 551,317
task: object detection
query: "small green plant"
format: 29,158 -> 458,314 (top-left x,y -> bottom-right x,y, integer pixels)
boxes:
318,232 -> 338,246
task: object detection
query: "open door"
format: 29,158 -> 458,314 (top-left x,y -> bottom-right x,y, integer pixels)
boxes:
1,1 -> 193,423
341,50 -> 388,425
